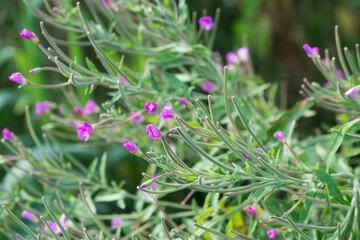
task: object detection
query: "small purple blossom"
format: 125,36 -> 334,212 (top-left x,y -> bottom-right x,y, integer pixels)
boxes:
273,130 -> 285,142
8,72 -> 25,84
76,121 -> 93,142
198,16 -> 214,31
83,100 -> 97,115
144,101 -> 157,114
123,140 -> 139,153
29,69 -> 35,74
266,229 -> 277,239
2,128 -> 14,140
35,101 -> 51,115
226,52 -> 238,64
160,105 -> 176,120
237,47 -> 249,61
302,44 -> 319,58
247,206 -> 257,216
129,112 -> 143,123
44,213 -> 67,235
21,210 -> 36,221
202,81 -> 215,91
243,153 -> 251,159
323,82 -> 331,88
170,128 -> 175,132
101,0 -> 111,8
146,124 -> 162,140
345,86 -> 359,98
119,75 -> 127,83
179,98 -> 190,106
111,218 -> 123,228
73,106 -> 83,115
336,70 -> 344,79
257,147 -> 265,153
139,184 -> 148,189
20,29 -> 36,40
152,173 -> 159,189
321,58 -> 328,67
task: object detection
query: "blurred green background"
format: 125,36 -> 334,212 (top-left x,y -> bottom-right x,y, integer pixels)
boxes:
1,0 -> 360,190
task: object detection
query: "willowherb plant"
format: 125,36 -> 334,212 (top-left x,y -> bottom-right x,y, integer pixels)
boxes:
1,0 -> 359,239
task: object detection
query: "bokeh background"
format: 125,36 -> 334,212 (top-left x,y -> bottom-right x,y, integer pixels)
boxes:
1,0 -> 360,200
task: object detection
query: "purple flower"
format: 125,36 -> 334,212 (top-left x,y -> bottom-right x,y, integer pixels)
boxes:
179,98 -> 190,106
321,58 -> 328,67
336,70 -> 344,79
144,101 -> 157,114
2,128 -> 14,140
20,29 -> 35,40
266,229 -> 277,239
152,173 -> 159,189
302,44 -> 319,58
29,69 -> 35,74
146,124 -> 162,140
123,140 -> 139,153
273,130 -> 285,142
237,47 -> 249,61
170,128 -> 175,132
139,184 -> 148,189
323,82 -> 331,88
111,218 -> 123,228
247,206 -> 257,216
160,105 -> 175,120
73,106 -> 83,115
76,121 -> 93,142
345,86 -> 359,98
226,52 -> 238,64
257,147 -> 265,153
129,112 -> 143,123
8,72 -> 25,84
213,51 -> 221,62
243,153 -> 251,159
68,119 -> 77,125
202,81 -> 215,91
83,100 -> 97,115
21,210 -> 36,221
198,16 -> 214,31
35,101 -> 51,115
119,75 -> 127,83
44,213 -> 67,235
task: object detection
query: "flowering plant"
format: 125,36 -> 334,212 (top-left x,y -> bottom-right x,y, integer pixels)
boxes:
1,0 -> 359,239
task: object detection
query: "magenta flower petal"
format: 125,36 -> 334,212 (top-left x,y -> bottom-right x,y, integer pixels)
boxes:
345,86 -> 359,98
336,70 -> 344,79
243,153 -> 251,160
202,81 -> 215,91
44,221 -> 58,233
123,140 -> 139,153
247,206 -> 257,216
179,98 -> 190,106
160,105 -> 175,120
8,72 -> 25,84
73,106 -> 83,115
266,229 -> 277,239
76,121 -> 93,142
273,130 -> 285,142
302,44 -> 319,58
44,213 -> 66,235
146,124 -> 162,140
129,112 -> 143,123
2,128 -> 14,140
20,29 -> 35,40
257,147 -> 265,153
83,100 -> 97,115
198,16 -> 214,31
323,82 -> 331,88
35,101 -> 51,115
119,75 -> 127,83
144,101 -> 157,114
226,52 -> 238,64
237,47 -> 249,61
21,210 -> 36,221
152,173 -> 159,189
111,218 -> 123,228
139,184 -> 148,189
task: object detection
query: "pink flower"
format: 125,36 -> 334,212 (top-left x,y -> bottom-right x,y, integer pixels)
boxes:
213,51 -> 221,62
179,98 -> 190,106
302,44 -> 319,58
266,229 -> 277,239
2,128 -> 14,140
170,128 -> 175,132
202,81 -> 215,91
152,173 -> 159,189
129,112 -> 143,123
21,210 -> 36,221
273,130 -> 285,142
73,106 -> 83,115
111,218 -> 123,228
257,147 -> 265,153
247,206 -> 257,216
83,100 -> 97,115
144,101 -> 157,114
323,82 -> 331,88
237,47 -> 249,61
243,153 -> 251,159
20,29 -> 36,40
123,140 -> 139,153
336,70 -> 344,79
44,213 -> 67,235
198,16 -> 214,31
226,52 -> 238,64
35,101 -> 51,115
345,86 -> 359,98
76,121 -> 93,142
8,72 -> 25,84
160,105 -> 175,120
146,124 -> 162,140
119,75 -> 127,83
139,184 -> 148,189
322,58 -> 328,67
